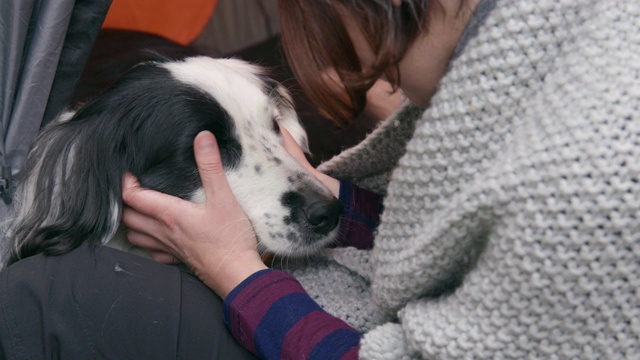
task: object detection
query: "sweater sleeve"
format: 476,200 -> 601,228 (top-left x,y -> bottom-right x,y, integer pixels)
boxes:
334,179 -> 383,250
223,269 -> 361,360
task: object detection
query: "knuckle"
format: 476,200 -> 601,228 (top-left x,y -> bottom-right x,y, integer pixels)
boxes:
150,252 -> 167,263
157,209 -> 179,233
124,230 -> 138,244
199,159 -> 225,175
122,188 -> 135,204
120,209 -> 132,227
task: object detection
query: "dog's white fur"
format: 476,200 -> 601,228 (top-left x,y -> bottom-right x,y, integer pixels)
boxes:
3,57 -> 342,266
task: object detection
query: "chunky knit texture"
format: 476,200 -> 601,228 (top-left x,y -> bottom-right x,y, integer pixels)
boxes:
287,1 -> 640,358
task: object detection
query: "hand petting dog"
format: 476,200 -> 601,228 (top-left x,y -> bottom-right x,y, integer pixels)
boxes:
122,131 -> 267,299
279,124 -> 340,197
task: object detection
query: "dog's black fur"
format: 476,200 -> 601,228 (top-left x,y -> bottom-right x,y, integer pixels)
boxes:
8,62 -> 240,263
4,55 -> 343,267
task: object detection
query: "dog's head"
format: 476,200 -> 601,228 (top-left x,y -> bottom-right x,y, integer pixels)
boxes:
4,56 -> 342,265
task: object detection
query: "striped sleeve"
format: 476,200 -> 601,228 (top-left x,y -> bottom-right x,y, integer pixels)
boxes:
223,269 -> 360,360
334,179 -> 383,250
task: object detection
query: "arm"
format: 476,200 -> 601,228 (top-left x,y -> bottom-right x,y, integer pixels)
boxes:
225,269 -> 360,360
122,131 -> 361,359
122,132 -> 266,298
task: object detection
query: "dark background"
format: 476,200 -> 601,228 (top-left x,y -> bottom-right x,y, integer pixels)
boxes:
72,30 -> 378,167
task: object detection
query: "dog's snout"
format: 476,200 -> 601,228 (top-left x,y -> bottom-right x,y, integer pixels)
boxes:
303,200 -> 343,235
281,190 -> 343,236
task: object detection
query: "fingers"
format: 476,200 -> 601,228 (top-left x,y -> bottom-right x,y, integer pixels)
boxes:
122,173 -> 180,221
122,205 -> 157,236
125,217 -> 182,265
123,132 -> 230,214
280,124 -> 340,197
122,207 -> 181,262
149,251 -> 181,265
364,78 -> 404,121
192,131 -> 234,207
126,228 -> 172,253
280,125 -> 314,172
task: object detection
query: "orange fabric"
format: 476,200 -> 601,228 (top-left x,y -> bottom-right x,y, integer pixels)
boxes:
102,0 -> 218,45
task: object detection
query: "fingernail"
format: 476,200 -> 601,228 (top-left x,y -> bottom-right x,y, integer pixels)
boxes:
197,131 -> 215,151
123,173 -> 139,187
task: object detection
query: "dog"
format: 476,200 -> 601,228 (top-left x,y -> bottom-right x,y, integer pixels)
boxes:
3,56 -> 343,266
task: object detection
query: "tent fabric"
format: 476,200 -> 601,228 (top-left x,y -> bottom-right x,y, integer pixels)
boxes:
102,0 -> 218,46
41,1 -> 114,128
0,0 -> 111,261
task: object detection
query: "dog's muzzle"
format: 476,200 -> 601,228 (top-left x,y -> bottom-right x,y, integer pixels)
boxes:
302,199 -> 343,235
281,190 -> 344,238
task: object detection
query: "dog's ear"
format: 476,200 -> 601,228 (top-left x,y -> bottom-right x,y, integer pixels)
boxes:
4,60 -> 245,266
5,110 -> 124,265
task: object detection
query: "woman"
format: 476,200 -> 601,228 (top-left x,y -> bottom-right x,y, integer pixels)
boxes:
2,0 -> 635,359
123,0 -> 640,358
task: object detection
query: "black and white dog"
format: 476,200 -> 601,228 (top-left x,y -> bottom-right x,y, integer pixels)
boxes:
3,56 -> 343,266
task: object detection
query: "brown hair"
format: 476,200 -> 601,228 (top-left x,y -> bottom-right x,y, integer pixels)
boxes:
278,0 -> 434,126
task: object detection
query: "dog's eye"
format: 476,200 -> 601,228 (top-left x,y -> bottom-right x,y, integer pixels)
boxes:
273,116 -> 281,134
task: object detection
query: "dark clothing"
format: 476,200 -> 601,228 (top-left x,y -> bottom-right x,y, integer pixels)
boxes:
334,179 -> 382,250
0,182 -> 381,359
0,242 -> 256,360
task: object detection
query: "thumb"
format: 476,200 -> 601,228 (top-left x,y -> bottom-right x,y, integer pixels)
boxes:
280,125 -> 340,197
193,131 -> 229,203
280,124 -> 314,173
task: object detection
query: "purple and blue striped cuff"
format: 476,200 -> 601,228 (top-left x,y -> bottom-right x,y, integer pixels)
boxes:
224,269 -> 360,359
335,180 -> 383,250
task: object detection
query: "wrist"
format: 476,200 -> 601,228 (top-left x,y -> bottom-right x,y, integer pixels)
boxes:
199,253 -> 268,299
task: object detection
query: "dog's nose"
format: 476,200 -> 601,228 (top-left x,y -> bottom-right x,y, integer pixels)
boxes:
303,199 -> 343,235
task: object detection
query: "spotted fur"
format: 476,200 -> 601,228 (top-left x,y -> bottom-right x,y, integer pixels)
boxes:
3,56 -> 342,266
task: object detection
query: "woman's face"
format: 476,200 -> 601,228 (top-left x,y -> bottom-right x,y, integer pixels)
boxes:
341,0 -> 478,108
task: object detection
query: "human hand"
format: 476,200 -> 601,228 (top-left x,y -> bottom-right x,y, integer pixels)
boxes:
122,131 -> 267,298
364,78 -> 404,121
280,124 -> 340,197
321,68 -> 403,122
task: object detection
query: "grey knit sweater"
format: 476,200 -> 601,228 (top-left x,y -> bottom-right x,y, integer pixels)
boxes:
285,1 -> 640,358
